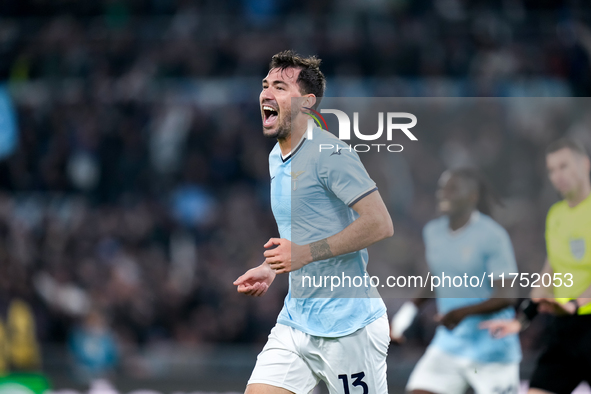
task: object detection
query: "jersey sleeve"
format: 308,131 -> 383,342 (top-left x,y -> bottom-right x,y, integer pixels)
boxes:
485,227 -> 518,276
317,146 -> 377,207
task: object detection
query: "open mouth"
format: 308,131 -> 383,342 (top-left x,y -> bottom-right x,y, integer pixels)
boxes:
262,104 -> 279,128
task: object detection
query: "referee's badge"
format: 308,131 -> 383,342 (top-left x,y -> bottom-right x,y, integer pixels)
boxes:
570,238 -> 586,260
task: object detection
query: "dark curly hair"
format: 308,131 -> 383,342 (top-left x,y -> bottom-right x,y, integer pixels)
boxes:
269,50 -> 326,110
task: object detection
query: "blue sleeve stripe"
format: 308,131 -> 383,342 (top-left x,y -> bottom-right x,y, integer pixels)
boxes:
348,187 -> 378,207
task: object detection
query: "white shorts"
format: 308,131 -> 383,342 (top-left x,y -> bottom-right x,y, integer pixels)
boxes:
407,346 -> 520,394
248,313 -> 390,394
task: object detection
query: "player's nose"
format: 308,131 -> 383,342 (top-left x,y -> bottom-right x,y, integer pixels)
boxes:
260,88 -> 274,102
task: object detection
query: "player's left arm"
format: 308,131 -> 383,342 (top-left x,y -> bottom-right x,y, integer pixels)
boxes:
440,228 -> 518,330
264,190 -> 393,274
439,281 -> 516,330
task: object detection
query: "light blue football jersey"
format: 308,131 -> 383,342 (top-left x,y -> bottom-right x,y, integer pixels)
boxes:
424,212 -> 522,363
270,127 -> 387,337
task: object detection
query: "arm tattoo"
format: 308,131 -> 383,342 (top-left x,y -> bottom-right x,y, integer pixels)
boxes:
310,238 -> 333,261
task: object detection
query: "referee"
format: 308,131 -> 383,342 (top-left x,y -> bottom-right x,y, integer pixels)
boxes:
482,138 -> 591,393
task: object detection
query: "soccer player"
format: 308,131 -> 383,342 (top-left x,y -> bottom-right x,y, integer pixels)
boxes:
390,169 -> 521,394
481,138 -> 591,393
233,50 -> 393,394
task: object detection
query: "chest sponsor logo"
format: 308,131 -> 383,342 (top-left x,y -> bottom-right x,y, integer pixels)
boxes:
570,238 -> 586,260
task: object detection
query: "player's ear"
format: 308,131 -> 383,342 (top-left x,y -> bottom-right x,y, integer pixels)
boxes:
302,94 -> 316,110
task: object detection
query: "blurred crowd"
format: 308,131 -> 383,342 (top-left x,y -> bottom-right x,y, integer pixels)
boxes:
0,0 -> 590,378
0,0 -> 590,94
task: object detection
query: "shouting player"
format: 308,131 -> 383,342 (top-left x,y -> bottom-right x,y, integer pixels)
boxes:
390,169 -> 521,394
233,50 -> 393,394
481,138 -> 591,393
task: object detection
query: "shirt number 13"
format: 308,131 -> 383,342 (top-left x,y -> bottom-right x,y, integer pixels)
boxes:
338,372 -> 368,394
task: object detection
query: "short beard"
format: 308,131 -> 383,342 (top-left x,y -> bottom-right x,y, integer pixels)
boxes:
263,109 -> 291,141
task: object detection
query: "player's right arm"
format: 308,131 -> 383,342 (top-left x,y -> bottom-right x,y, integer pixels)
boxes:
390,286 -> 434,343
233,262 -> 276,297
307,190 -> 393,263
264,190 -> 393,274
391,229 -> 433,343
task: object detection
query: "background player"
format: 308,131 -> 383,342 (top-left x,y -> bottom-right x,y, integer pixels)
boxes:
481,138 -> 591,393
390,168 -> 521,394
233,50 -> 393,394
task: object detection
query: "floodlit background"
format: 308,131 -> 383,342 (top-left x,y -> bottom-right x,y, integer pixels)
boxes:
0,0 -> 590,393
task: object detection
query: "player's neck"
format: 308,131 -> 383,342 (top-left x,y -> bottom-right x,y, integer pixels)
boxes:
565,181 -> 591,208
278,126 -> 306,157
448,209 -> 474,232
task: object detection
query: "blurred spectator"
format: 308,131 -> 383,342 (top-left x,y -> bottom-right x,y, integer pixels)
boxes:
68,310 -> 118,382
7,299 -> 41,372
0,298 -> 42,374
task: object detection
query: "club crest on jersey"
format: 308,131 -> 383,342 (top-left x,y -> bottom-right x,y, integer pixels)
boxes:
461,247 -> 473,262
290,171 -> 305,191
570,238 -> 586,260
